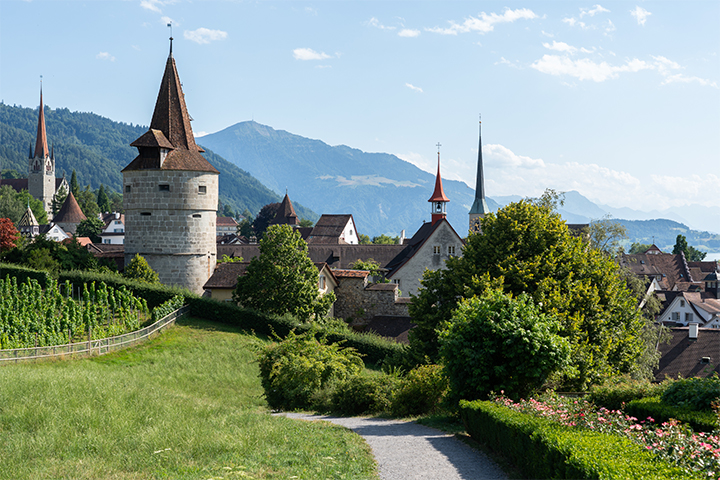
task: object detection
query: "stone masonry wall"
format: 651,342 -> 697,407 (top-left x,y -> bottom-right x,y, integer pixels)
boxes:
123,169 -> 218,294
334,277 -> 409,325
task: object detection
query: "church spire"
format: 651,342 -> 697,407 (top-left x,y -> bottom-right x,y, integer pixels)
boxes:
428,144 -> 449,225
34,85 -> 49,159
469,118 -> 490,233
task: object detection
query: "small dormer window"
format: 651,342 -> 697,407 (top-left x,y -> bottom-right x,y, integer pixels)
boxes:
681,300 -> 685,307
198,185 -> 207,194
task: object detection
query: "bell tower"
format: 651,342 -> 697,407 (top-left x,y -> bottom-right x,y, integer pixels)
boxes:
28,84 -> 55,219
469,117 -> 490,234
428,143 -> 449,225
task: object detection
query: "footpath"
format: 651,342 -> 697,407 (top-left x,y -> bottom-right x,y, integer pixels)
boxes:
282,413 -> 508,480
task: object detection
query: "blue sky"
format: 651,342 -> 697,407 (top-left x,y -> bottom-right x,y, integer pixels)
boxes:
1,1 -> 718,212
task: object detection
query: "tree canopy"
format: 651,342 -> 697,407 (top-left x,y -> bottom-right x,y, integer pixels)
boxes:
0,218 -> 20,253
233,224 -> 334,321
76,217 -> 105,243
124,254 -> 159,284
409,196 -> 647,391
672,234 -> 706,261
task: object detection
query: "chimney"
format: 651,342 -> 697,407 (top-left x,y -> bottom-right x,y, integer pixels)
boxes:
689,323 -> 699,340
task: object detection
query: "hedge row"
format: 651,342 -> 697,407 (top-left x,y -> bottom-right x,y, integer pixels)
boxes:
0,263 -> 53,289
459,400 -> 699,480
625,396 -> 717,433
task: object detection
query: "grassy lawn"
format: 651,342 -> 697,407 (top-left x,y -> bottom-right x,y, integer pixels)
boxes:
0,317 -> 378,480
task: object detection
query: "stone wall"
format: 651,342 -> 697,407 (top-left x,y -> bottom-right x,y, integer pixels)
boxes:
123,169 -> 218,294
334,276 -> 409,325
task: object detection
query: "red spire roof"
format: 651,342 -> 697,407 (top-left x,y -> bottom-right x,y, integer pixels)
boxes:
54,192 -> 87,224
34,88 -> 49,159
428,153 -> 449,203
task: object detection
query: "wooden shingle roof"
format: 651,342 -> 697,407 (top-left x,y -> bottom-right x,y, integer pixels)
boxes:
54,192 -> 87,224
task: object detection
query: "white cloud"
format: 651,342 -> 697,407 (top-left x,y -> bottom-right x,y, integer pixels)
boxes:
322,174 -> 421,188
293,48 -> 331,61
605,20 -> 616,34
484,144 -> 545,168
140,0 -> 163,13
580,47 -> 595,54
367,17 -> 396,31
183,28 -> 228,44
495,57 -> 520,68
541,30 -> 554,37
661,74 -> 718,88
96,52 -> 116,62
427,8 -> 537,35
562,17 -> 588,29
580,5 -> 610,17
531,55 -> 653,82
398,29 -> 420,38
405,83 -> 423,93
651,55 -> 681,75
543,41 -> 577,54
630,6 -> 652,26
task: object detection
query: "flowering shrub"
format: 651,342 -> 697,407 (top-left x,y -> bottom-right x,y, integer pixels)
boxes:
493,392 -> 720,478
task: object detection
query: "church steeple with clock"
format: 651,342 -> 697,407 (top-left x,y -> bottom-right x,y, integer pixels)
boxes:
428,144 -> 449,225
468,118 -> 490,234
28,84 -> 56,218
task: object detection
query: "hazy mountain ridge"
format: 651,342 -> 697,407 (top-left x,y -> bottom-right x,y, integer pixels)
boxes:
0,103 -> 317,220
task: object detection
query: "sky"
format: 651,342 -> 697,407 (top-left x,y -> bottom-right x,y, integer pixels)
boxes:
1,0 -> 718,213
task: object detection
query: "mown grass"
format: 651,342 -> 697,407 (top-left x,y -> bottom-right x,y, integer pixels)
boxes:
0,317 -> 378,480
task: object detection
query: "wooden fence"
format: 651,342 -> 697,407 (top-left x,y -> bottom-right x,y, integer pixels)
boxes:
0,305 -> 190,364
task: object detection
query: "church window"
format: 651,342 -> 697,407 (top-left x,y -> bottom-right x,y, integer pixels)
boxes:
159,184 -> 170,191
433,245 -> 441,255
198,185 -> 207,194
448,245 -> 456,256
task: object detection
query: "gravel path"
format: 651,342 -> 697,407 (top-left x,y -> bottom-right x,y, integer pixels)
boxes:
280,413 -> 508,480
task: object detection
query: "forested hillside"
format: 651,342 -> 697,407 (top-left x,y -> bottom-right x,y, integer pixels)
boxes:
0,102 -> 317,220
617,218 -> 720,253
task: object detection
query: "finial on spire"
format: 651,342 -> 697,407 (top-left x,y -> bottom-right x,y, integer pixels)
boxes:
167,22 -> 173,56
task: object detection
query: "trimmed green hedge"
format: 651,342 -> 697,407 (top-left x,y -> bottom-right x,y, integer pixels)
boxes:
0,262 -> 53,288
460,400 -> 699,480
625,396 -> 717,433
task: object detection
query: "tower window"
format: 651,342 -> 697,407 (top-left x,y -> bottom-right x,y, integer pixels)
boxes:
198,185 -> 207,194
193,214 -> 201,218
125,185 -> 132,193
140,212 -> 151,216
159,184 -> 170,191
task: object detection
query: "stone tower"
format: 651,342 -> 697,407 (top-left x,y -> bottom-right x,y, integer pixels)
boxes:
28,87 -> 56,218
469,119 -> 490,234
428,151 -> 449,225
122,41 -> 219,294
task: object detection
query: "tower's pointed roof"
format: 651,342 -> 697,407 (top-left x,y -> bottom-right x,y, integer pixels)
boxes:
124,45 -> 218,174
17,205 -> 39,228
428,153 -> 449,203
270,192 -> 299,225
54,192 -> 87,224
34,87 -> 49,159
469,120 -> 490,215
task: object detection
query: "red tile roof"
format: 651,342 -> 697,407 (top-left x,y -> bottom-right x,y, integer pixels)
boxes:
54,192 -> 87,224
332,269 -> 370,278
428,156 -> 449,203
269,194 -> 299,225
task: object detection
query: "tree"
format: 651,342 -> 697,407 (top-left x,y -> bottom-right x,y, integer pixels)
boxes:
629,242 -> 652,254
233,224 -> 335,321
76,217 -> 105,243
672,234 -> 706,261
358,234 -> 371,245
299,218 -> 314,228
0,218 -> 20,254
372,234 -> 399,245
349,258 -> 388,283
96,184 -> 111,213
0,186 -> 47,224
409,196 -> 646,391
69,169 -> 80,197
251,202 -> 279,238
124,254 -> 160,284
586,216 -> 627,256
52,185 -> 68,217
76,185 -> 100,218
439,290 -> 570,402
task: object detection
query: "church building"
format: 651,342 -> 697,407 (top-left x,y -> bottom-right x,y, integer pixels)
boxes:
122,40 -> 219,294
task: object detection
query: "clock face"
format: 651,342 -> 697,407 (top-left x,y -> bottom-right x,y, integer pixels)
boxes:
470,218 -> 482,234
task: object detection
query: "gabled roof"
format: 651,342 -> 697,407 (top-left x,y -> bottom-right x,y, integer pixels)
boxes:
34,88 -> 50,159
428,155 -> 449,203
203,261 -> 250,290
123,50 -> 218,174
385,218 -> 464,277
17,206 -> 39,227
618,253 -> 695,291
269,194 -> 299,226
217,216 -> 239,227
656,327 -> 720,380
307,214 -> 355,244
54,192 -> 87,224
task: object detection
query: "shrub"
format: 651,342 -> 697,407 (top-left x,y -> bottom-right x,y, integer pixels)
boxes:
662,376 -> 720,411
0,262 -> 53,288
151,295 -> 186,323
588,376 -> 666,411
258,328 -> 364,411
332,374 -> 401,415
460,400 -> 697,480
626,396 -> 717,433
390,364 -> 448,417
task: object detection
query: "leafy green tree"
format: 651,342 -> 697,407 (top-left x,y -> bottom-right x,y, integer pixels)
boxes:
76,217 -> 105,243
76,185 -> 100,218
233,224 -> 335,321
358,234 -> 371,245
349,258 -> 388,283
96,184 -> 111,213
251,202 -> 279,238
124,253 -> 160,284
672,234 -> 706,261
109,191 -> 123,213
629,242 -> 652,254
409,197 -> 646,390
372,234 -> 399,245
69,169 -> 80,197
1,169 -> 21,179
299,218 -> 314,228
439,290 -> 570,402
587,216 -> 628,256
0,186 -> 47,224
25,247 -> 60,273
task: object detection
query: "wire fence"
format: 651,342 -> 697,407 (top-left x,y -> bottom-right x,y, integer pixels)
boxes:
0,305 -> 190,364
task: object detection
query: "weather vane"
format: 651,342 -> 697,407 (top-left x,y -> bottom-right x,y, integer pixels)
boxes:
436,142 -> 442,155
167,22 -> 173,53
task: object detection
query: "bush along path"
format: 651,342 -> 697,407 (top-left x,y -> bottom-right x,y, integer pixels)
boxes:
280,413 -> 508,480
